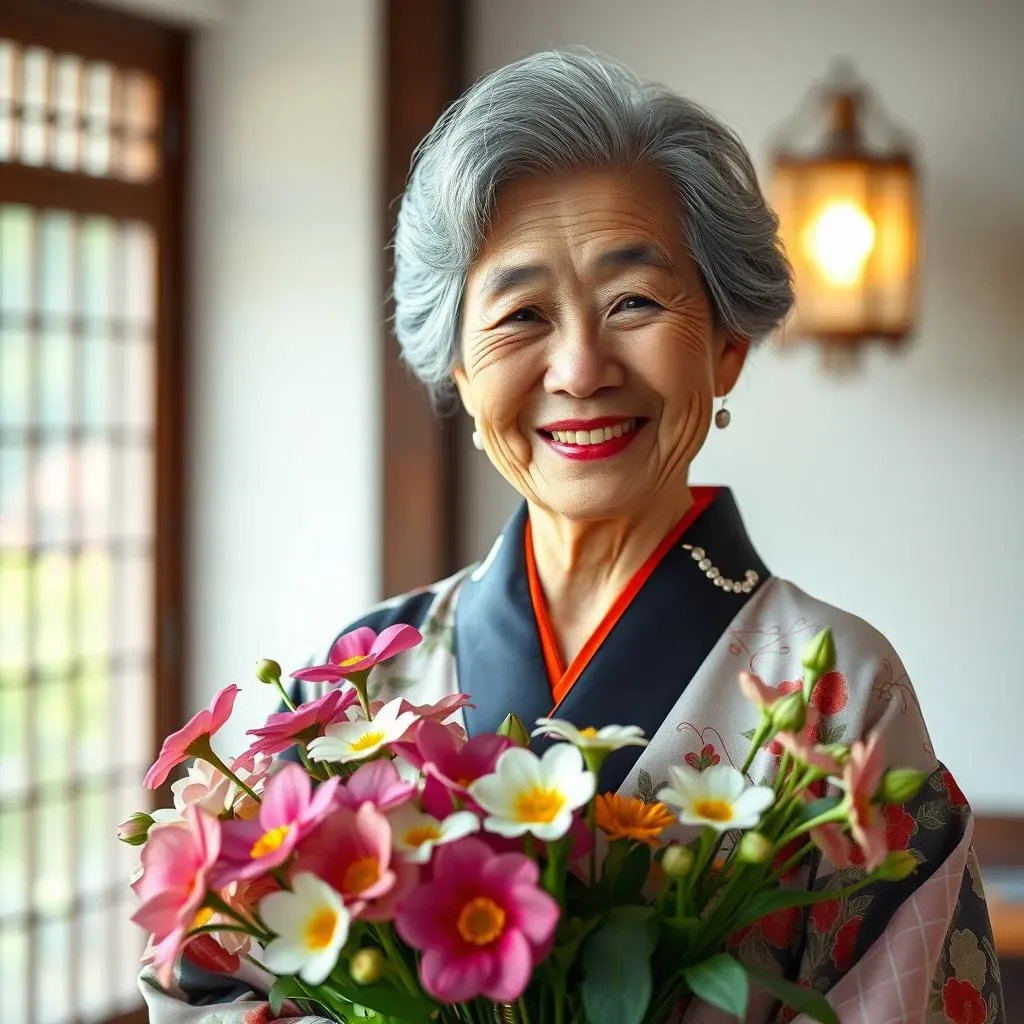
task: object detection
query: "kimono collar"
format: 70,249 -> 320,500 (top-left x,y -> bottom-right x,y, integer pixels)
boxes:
455,487 -> 770,791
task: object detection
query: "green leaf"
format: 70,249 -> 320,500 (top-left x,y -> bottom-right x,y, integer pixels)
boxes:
917,798 -> 948,831
794,796 -> 843,826
582,906 -> 658,1024
268,977 -> 308,1017
614,843 -> 652,904
658,916 -> 700,961
635,769 -> 655,803
819,721 -> 847,745
745,963 -> 839,1024
681,954 -> 749,1020
733,886 -> 850,932
325,976 -> 436,1023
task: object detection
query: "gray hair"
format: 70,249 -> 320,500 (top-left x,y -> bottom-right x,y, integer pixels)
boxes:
392,49 -> 793,403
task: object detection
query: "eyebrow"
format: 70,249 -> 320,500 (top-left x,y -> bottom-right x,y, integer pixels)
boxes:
480,243 -> 673,303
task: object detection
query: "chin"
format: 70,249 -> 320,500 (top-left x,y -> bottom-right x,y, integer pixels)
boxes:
540,485 -> 648,523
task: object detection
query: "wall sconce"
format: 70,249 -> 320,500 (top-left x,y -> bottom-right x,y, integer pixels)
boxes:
771,62 -> 919,365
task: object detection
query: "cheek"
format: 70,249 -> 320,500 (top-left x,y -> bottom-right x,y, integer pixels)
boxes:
636,322 -> 715,411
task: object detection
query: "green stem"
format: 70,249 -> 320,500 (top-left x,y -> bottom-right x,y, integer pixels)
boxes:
274,679 -> 297,712
740,719 -> 771,777
189,738 -> 262,805
374,926 -> 419,995
203,891 -> 270,942
766,840 -> 816,884
588,799 -> 597,886
517,996 -> 533,1024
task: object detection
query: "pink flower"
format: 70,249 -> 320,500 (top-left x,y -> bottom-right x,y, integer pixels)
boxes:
292,802 -> 410,921
810,822 -> 853,868
336,759 -> 418,813
290,625 -> 422,684
213,876 -> 279,956
131,806 -> 221,986
170,759 -> 234,816
402,720 -> 512,799
245,688 -> 358,757
844,732 -> 887,872
217,763 -> 339,882
395,837 -> 559,1003
144,685 -> 239,789
739,671 -> 785,708
774,709 -> 841,775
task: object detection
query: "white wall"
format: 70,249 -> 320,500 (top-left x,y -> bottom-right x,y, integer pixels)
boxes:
466,0 -> 1024,811
189,0 -> 382,749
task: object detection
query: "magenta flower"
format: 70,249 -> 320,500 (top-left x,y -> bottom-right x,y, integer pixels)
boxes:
336,759 -> 417,813
216,763 -> 339,882
395,837 -> 559,1003
144,685 -> 239,789
402,720 -> 512,798
290,624 -> 422,684
245,687 -> 358,757
293,802 -> 411,921
131,806 -> 221,986
844,731 -> 888,872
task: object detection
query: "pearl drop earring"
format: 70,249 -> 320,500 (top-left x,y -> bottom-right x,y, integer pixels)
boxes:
472,430 -> 484,450
714,397 -> 731,430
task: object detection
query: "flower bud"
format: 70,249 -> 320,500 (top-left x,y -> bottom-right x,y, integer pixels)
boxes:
737,831 -> 773,865
117,811 -> 155,847
771,692 -> 807,735
822,743 -> 850,768
255,658 -> 282,685
661,845 -> 695,878
350,947 -> 385,985
801,628 -> 836,675
876,850 -> 918,882
877,768 -> 928,805
496,712 -> 530,748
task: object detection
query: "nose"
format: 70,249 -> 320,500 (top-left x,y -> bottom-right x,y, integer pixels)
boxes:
543,316 -> 625,398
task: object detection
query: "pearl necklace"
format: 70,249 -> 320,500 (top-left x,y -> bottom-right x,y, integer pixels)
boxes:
682,544 -> 760,594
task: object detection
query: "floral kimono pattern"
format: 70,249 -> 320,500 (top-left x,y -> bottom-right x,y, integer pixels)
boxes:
140,490 -> 1005,1023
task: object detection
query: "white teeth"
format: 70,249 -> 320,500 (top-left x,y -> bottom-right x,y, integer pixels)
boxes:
549,419 -> 637,445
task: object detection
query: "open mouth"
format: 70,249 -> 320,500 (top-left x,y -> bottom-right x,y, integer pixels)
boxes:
542,418 -> 641,446
538,417 -> 647,460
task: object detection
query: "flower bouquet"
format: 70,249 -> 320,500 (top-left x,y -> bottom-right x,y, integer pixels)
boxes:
123,625 -> 925,1023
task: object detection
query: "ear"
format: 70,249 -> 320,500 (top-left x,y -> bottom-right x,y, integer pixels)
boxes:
713,334 -> 749,397
452,367 -> 476,416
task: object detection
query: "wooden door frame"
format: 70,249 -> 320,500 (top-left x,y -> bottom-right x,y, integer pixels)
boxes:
381,0 -> 465,596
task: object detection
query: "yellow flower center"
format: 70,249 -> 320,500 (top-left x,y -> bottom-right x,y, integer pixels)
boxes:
579,727 -> 599,739
692,799 -> 734,823
304,906 -> 339,951
514,786 -> 565,823
250,824 -> 292,859
338,654 -> 369,668
457,896 -> 506,946
343,855 -> 381,894
403,824 -> 442,848
191,906 -> 214,929
349,729 -> 387,753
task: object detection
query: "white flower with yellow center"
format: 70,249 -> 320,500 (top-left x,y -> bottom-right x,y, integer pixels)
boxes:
657,764 -> 774,834
388,806 -> 480,863
307,698 -> 418,765
532,718 -> 648,752
259,872 -> 350,985
468,744 -> 595,841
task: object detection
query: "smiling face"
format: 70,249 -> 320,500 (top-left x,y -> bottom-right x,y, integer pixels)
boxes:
454,166 -> 747,522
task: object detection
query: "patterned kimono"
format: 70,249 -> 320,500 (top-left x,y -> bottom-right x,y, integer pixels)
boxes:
141,488 -> 1005,1024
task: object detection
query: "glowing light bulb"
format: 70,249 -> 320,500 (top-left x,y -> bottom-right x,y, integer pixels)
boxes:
803,200 -> 876,287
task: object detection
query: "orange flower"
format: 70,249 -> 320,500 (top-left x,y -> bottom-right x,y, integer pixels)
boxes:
594,793 -> 676,846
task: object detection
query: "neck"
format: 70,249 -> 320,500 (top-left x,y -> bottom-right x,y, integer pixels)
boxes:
527,487 -> 694,665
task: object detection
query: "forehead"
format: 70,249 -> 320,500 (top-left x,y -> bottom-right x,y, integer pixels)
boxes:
471,166 -> 686,273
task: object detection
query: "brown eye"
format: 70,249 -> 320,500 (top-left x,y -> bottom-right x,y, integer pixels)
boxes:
613,295 -> 659,313
502,307 -> 541,324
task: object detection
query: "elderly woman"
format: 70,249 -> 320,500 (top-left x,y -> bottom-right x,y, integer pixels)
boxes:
145,50 -> 1003,1023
